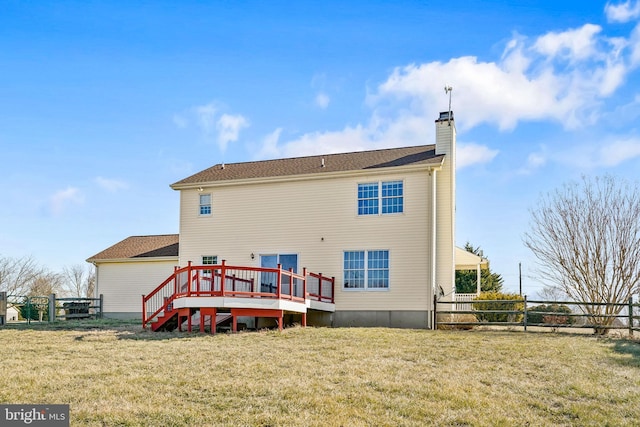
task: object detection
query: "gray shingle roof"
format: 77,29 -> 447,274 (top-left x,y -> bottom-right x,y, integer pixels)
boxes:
87,234 -> 179,262
171,144 -> 442,187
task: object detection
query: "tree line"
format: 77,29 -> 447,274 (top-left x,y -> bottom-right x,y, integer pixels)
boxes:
0,255 -> 95,298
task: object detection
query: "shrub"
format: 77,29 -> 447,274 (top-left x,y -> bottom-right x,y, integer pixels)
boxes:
436,313 -> 478,330
19,301 -> 49,321
527,304 -> 575,325
473,292 -> 524,323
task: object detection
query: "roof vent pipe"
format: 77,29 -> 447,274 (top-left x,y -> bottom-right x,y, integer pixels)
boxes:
321,158 -> 325,168
221,163 -> 225,170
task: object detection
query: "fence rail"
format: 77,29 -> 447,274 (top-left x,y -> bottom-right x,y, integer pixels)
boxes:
436,295 -> 640,336
0,293 -> 103,324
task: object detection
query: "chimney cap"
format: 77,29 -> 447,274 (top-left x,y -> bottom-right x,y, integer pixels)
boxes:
437,111 -> 454,122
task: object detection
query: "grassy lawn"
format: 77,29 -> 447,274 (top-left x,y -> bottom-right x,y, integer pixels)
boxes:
0,322 -> 639,426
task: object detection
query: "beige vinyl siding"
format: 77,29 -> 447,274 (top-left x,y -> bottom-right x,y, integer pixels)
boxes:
178,168 -> 434,311
96,259 -> 177,314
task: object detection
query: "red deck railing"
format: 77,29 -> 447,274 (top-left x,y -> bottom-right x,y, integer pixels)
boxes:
142,260 -> 335,328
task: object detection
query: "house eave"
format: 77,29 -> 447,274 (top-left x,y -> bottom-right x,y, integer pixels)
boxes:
86,256 -> 179,265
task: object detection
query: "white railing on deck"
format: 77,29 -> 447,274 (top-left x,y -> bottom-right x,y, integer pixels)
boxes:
455,293 -> 479,311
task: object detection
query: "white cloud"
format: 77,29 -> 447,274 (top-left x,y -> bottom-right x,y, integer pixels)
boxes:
255,128 -> 283,159
95,177 -> 128,193
518,151 -> 547,175
315,92 -> 330,109
216,113 -> 249,152
50,187 -> 83,215
195,103 -> 218,134
457,143 -> 499,169
600,138 -> 640,165
557,137 -> 640,168
256,10 -> 638,167
605,0 -> 640,23
630,23 -> 640,65
175,102 -> 250,152
533,24 -> 602,61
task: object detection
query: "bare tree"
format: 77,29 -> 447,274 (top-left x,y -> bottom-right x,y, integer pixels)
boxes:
524,175 -> 640,334
29,271 -> 64,296
0,255 -> 41,295
537,284 -> 567,302
62,264 -> 95,298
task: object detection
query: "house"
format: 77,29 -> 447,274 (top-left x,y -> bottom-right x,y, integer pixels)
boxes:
87,235 -> 179,318
6,304 -> 19,322
88,111 -> 460,330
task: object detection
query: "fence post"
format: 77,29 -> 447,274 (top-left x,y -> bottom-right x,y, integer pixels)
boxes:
48,294 -> 56,322
523,295 -> 527,332
99,294 -> 104,319
629,296 -> 634,338
0,291 -> 6,326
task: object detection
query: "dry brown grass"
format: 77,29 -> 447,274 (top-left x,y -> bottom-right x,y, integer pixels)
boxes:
1,321 -> 639,426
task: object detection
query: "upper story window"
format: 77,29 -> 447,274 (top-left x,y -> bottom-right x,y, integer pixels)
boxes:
382,181 -> 403,214
357,181 -> 403,215
199,194 -> 212,216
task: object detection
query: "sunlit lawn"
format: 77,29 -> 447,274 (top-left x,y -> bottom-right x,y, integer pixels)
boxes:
1,321 -> 639,426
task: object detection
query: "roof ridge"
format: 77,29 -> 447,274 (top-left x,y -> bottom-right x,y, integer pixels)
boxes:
205,144 -> 435,168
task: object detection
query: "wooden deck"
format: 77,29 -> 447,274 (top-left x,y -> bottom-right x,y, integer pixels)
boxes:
143,261 -> 335,332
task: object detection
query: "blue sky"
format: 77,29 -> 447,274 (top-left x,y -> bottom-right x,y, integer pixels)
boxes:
2,0 -> 640,297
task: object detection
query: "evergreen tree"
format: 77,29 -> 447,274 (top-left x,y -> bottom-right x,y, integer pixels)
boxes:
455,242 -> 504,293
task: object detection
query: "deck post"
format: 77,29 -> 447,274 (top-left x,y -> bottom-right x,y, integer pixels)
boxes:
302,267 -> 307,300
187,261 -> 192,297
302,312 -> 307,327
331,277 -> 335,303
142,295 -> 146,327
278,312 -> 283,331
232,312 -> 237,333
289,267 -> 294,298
221,260 -> 227,297
173,266 -> 178,295
276,263 -> 282,299
318,273 -> 323,300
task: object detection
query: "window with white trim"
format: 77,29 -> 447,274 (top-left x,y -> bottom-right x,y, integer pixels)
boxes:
202,255 -> 217,276
343,250 -> 389,290
202,256 -> 217,265
357,181 -> 403,215
199,194 -> 212,216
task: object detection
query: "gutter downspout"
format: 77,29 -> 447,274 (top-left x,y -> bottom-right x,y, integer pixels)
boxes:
431,168 -> 437,330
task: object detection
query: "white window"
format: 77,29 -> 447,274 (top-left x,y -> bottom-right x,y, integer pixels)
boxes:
202,256 -> 217,265
202,255 -> 217,275
199,194 -> 212,216
343,250 -> 389,290
357,181 -> 403,215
